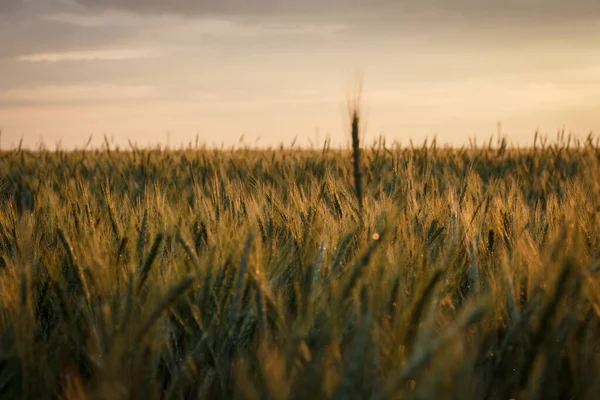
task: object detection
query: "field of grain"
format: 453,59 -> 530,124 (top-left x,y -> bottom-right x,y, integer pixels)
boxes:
0,134 -> 599,399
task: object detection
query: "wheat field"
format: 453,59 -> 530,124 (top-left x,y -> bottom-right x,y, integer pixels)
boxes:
0,134 -> 599,399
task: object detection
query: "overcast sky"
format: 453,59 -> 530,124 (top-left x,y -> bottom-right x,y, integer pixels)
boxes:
1,0 -> 600,148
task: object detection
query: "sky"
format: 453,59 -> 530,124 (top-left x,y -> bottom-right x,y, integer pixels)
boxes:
1,0 -> 600,149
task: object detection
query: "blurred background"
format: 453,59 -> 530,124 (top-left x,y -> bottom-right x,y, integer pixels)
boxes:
1,0 -> 599,149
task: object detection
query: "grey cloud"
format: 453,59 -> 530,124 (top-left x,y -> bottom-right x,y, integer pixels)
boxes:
71,0 -> 600,21
0,0 -> 74,16
0,18 -> 132,59
73,0 -> 347,16
0,0 -> 19,13
0,0 -> 138,59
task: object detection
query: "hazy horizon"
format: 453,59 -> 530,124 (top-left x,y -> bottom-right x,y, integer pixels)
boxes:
2,0 -> 600,149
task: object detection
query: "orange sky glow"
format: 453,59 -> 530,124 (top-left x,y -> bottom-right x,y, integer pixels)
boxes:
1,0 -> 600,149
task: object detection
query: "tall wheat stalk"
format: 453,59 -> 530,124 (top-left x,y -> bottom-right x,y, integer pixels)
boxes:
348,77 -> 364,217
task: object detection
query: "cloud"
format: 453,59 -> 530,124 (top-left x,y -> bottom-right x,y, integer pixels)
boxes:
286,89 -> 322,97
0,84 -> 157,105
16,48 -> 158,62
72,0 -> 333,16
0,0 -> 83,18
0,0 -> 19,13
71,0 -> 600,22
0,17 -> 131,59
